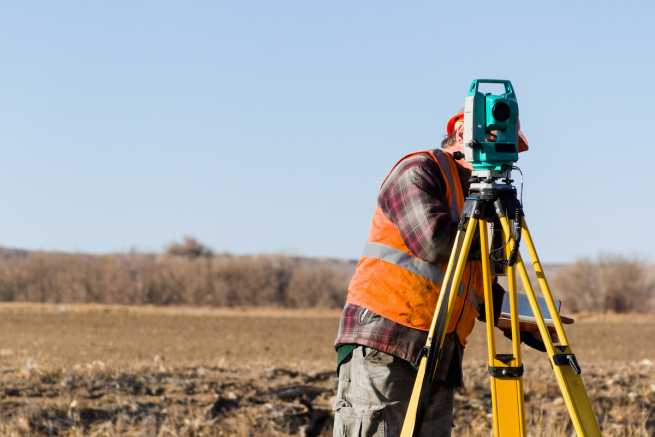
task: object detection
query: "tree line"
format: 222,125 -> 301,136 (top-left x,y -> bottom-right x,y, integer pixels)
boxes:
0,237 -> 353,308
0,238 -> 651,313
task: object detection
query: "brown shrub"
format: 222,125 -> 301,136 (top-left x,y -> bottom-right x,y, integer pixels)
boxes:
165,236 -> 213,259
552,254 -> 655,313
0,246 -> 353,308
286,262 -> 350,308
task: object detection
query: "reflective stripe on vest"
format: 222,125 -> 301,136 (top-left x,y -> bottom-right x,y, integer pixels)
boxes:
362,242 -> 464,296
432,150 -> 460,223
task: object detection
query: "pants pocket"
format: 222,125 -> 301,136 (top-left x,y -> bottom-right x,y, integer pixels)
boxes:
362,346 -> 395,366
333,404 -> 386,437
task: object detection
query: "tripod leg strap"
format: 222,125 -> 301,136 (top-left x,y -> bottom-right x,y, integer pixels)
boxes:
488,365 -> 524,378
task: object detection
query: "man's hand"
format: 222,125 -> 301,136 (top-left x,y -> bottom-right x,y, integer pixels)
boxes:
476,282 -> 505,324
502,329 -> 547,353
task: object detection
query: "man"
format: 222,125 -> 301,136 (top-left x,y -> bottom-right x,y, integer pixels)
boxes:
333,111 -> 530,436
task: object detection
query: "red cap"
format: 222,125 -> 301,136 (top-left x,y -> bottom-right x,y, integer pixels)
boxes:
517,120 -> 529,152
445,111 -> 464,136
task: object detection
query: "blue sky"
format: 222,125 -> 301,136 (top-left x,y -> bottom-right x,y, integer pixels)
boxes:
0,2 -> 653,262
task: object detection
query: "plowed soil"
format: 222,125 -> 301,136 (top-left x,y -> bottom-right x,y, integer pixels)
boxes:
0,304 -> 653,436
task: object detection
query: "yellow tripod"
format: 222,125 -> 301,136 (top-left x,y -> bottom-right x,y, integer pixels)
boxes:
400,176 -> 601,436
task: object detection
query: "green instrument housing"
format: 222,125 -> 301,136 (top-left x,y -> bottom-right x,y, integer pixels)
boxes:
463,79 -> 520,172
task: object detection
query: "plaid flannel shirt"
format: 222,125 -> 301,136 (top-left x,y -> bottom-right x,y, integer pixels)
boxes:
335,150 -> 472,386
335,303 -> 464,386
379,151 -> 470,263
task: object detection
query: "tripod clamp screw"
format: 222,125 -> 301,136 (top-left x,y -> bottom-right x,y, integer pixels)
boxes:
552,353 -> 582,375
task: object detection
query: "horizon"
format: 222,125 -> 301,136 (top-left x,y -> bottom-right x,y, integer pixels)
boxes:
0,241 -> 596,268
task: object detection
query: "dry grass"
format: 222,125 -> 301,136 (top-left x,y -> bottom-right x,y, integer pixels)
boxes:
0,304 -> 653,436
0,302 -> 342,319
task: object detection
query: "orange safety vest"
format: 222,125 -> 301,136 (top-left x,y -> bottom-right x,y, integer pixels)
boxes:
346,149 -> 484,346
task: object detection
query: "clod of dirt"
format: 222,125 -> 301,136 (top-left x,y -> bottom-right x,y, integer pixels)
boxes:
206,397 -> 240,419
271,385 -> 327,403
79,407 -> 114,424
5,387 -> 21,396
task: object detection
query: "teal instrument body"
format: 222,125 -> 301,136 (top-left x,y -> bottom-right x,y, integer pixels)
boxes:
463,79 -> 520,171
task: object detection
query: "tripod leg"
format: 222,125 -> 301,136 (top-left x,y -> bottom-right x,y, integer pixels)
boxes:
506,263 -> 522,368
480,219 -> 526,437
401,217 -> 478,437
498,216 -> 601,436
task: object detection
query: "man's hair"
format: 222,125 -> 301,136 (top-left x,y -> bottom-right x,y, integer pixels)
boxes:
442,107 -> 464,149
441,132 -> 457,149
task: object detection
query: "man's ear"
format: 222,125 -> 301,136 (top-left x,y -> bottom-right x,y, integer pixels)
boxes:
455,124 -> 465,143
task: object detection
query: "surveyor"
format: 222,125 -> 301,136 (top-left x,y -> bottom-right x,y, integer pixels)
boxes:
333,111 -> 532,436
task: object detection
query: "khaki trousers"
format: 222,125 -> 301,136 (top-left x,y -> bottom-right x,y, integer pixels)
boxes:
333,346 -> 454,437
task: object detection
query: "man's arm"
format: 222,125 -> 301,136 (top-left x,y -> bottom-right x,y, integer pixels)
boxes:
378,154 -> 457,264
378,153 -> 509,324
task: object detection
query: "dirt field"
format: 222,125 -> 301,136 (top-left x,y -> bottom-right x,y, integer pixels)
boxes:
0,304 -> 653,436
